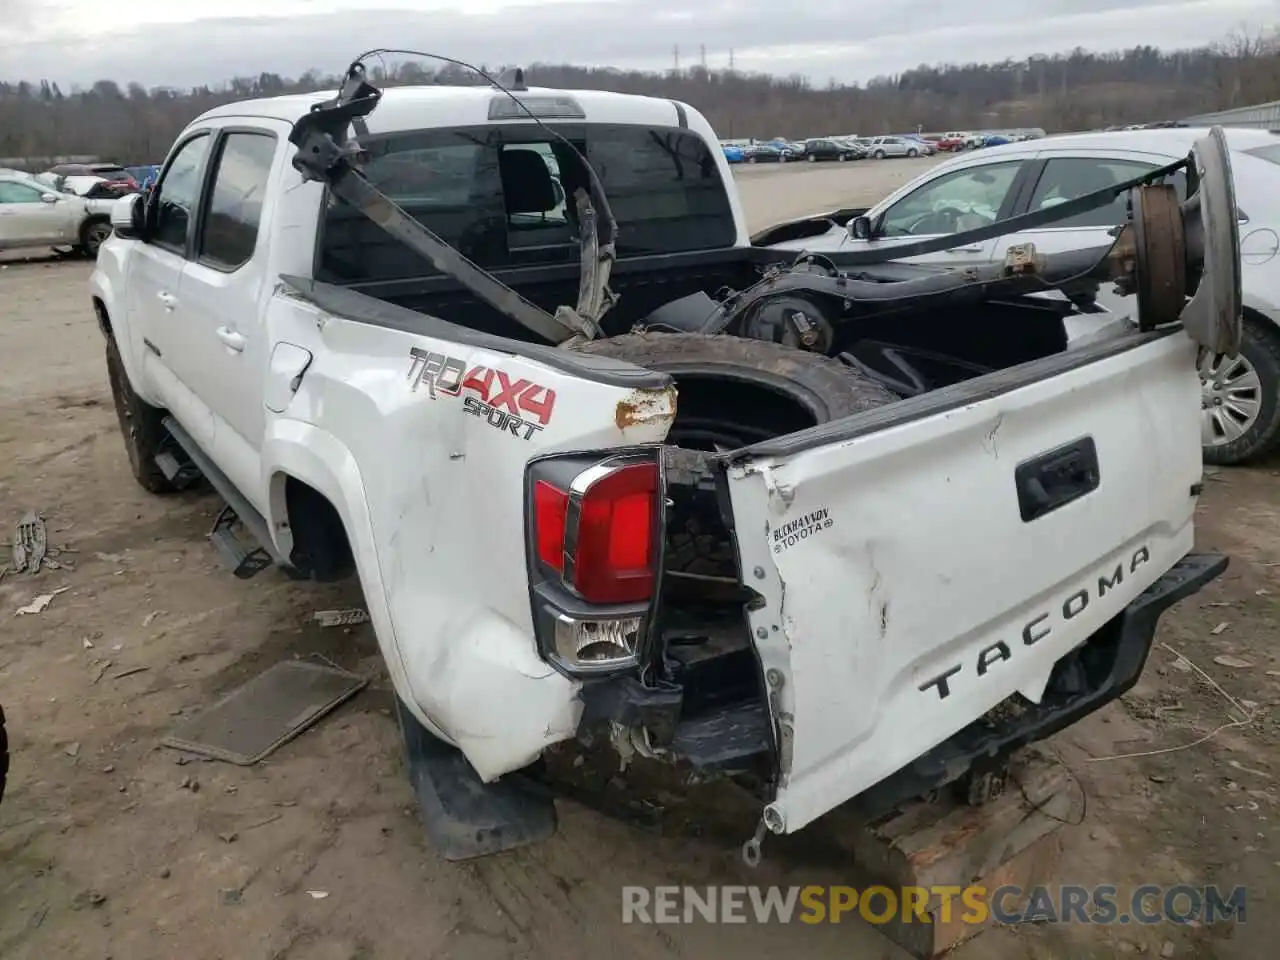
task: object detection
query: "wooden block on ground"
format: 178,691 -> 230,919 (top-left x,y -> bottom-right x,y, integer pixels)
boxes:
839,747 -> 1082,959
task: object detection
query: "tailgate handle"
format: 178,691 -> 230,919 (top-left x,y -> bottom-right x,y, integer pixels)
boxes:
1015,436 -> 1099,522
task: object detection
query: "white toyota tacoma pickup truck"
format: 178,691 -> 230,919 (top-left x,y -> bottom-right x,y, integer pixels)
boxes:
90,61 -> 1241,861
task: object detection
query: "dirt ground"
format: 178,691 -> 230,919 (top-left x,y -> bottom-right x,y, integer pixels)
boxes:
1,159 -> 1277,960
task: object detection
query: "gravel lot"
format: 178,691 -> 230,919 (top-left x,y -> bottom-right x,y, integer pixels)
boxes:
1,158 -> 1277,960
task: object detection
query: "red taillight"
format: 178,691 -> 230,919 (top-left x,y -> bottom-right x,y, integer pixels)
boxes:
573,462 -> 657,604
534,480 -> 568,572
532,459 -> 659,605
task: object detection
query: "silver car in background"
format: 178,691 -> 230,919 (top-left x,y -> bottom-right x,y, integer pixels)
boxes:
864,136 -> 924,159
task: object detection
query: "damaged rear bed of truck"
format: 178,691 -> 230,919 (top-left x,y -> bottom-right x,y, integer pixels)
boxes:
721,327 -> 1228,835
270,60 -> 1242,858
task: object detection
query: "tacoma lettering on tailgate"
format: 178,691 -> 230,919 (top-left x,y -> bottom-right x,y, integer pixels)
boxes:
918,545 -> 1151,700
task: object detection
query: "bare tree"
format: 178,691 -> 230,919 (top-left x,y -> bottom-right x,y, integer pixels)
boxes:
2,33 -> 1278,165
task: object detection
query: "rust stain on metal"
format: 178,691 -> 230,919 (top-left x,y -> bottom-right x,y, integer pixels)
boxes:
615,384 -> 678,430
1001,242 -> 1045,277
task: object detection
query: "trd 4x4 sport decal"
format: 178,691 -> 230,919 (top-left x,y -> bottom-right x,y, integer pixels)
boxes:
407,347 -> 557,440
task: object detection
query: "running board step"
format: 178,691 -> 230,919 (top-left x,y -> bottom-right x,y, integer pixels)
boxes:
154,450 -> 203,490
160,416 -> 290,579
210,505 -> 274,579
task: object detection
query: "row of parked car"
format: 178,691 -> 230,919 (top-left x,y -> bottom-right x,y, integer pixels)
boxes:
722,135 -> 935,164
722,130 -> 1044,165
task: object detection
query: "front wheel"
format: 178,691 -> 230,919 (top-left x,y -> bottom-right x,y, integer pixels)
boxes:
807,153 -> 817,162
105,335 -> 180,494
1200,316 -> 1280,465
873,149 -> 886,160
79,217 -> 112,259
907,148 -> 919,158
838,153 -> 848,162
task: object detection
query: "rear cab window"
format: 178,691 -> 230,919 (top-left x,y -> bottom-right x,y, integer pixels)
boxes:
317,123 -> 736,284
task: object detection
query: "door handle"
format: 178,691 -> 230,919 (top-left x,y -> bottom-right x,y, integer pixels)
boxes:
216,326 -> 246,352
157,292 -> 177,310
945,246 -> 985,254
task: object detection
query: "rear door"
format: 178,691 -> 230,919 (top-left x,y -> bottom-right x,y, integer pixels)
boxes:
177,125 -> 282,503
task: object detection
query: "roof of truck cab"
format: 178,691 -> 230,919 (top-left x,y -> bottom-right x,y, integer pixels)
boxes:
192,84 -> 693,135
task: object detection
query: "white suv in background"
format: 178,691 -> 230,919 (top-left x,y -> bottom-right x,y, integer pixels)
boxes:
775,128 -> 1280,465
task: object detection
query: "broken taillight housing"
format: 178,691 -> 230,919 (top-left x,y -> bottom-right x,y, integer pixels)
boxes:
526,450 -> 664,675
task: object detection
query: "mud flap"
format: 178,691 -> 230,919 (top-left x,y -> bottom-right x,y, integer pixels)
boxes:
395,697 -> 557,860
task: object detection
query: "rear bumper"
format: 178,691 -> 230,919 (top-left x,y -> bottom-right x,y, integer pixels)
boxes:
852,551 -> 1227,818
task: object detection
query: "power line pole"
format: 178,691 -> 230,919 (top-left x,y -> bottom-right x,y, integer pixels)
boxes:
728,48 -> 735,71
700,45 -> 707,71
673,45 -> 680,73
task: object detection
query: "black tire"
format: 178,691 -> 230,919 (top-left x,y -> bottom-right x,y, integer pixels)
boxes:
807,153 -> 817,162
874,149 -> 886,160
1,704 -> 8,808
574,332 -> 897,429
1202,315 -> 1280,465
80,217 -> 112,259
105,335 -> 179,494
572,334 -> 898,575
907,148 -> 919,158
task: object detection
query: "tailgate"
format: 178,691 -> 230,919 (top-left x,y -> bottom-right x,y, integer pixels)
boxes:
724,330 -> 1204,834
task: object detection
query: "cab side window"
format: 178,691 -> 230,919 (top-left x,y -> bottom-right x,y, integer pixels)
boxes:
152,133 -> 212,253
196,131 -> 278,271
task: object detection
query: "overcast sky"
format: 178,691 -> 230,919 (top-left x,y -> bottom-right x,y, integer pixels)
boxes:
1,0 -> 1275,89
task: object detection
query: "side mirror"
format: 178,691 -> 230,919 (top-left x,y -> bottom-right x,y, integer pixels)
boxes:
848,215 -> 874,241
111,193 -> 145,240
40,193 -> 60,204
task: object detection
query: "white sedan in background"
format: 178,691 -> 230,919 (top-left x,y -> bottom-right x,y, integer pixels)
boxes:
0,172 -> 116,258
773,128 -> 1280,465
